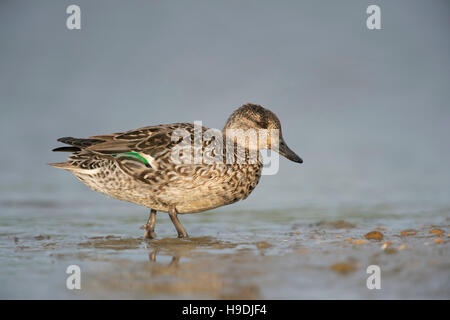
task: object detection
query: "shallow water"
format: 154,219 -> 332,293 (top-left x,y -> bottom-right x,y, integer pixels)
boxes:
1,196 -> 449,299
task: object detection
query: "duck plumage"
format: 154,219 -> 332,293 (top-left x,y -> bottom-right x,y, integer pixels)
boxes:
50,103 -> 302,238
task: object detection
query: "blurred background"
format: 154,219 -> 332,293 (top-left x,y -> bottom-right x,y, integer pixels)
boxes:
0,0 -> 449,299
1,0 -> 449,212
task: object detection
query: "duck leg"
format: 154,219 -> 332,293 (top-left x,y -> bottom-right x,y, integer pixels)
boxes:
141,209 -> 157,239
168,207 -> 188,238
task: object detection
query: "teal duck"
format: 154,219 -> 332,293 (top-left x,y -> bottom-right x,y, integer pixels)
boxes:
50,104 -> 302,238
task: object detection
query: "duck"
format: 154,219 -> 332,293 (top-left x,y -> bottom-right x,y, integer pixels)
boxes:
50,103 -> 302,239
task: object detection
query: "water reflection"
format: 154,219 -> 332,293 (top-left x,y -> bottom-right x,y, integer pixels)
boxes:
143,236 -> 239,268
75,235 -> 262,298
147,248 -> 180,268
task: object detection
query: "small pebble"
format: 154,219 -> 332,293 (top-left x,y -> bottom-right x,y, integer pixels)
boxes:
401,229 -> 417,236
384,247 -> 397,254
352,239 -> 367,245
434,238 -> 444,244
344,238 -> 353,242
429,228 -> 444,236
256,241 -> 272,249
398,244 -> 407,250
330,262 -> 356,274
365,231 -> 383,241
381,241 -> 393,250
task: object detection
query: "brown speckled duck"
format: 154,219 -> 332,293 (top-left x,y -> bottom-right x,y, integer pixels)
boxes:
50,104 -> 302,238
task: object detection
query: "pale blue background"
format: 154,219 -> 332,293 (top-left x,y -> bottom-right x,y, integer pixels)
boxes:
1,0 -> 450,300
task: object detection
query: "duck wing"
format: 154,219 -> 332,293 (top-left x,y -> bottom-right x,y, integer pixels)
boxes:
51,123 -> 211,183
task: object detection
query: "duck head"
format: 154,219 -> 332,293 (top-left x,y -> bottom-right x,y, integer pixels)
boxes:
223,103 -> 303,163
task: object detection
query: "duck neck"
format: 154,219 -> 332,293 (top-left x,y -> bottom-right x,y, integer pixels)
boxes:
221,127 -> 263,165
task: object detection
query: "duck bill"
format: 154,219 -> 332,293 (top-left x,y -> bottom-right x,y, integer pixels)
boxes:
278,139 -> 303,163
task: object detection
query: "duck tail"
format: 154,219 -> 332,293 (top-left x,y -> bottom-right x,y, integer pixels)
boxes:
56,137 -> 105,149
48,162 -> 72,169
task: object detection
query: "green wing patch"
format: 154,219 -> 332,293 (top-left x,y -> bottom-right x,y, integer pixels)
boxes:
112,152 -> 150,166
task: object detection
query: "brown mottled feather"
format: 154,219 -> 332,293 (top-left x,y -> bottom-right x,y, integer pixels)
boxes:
50,122 -> 262,214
